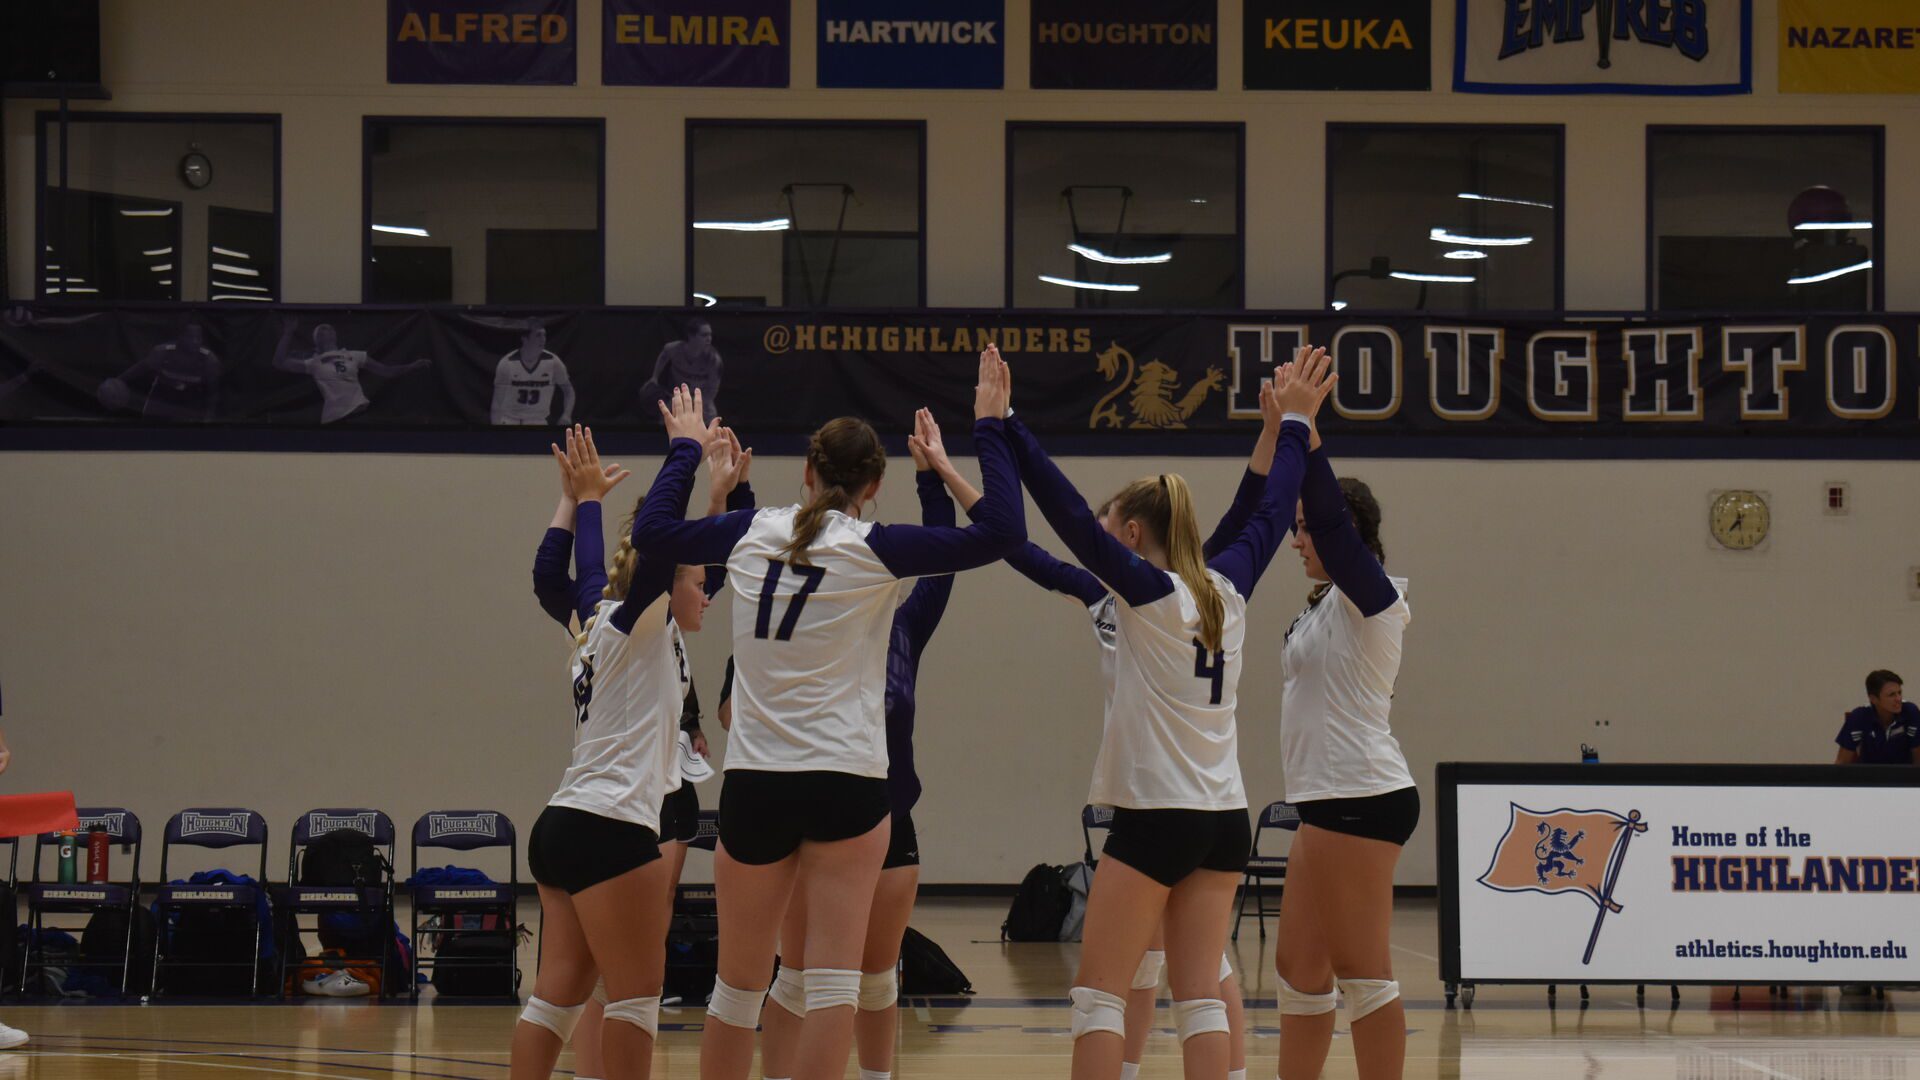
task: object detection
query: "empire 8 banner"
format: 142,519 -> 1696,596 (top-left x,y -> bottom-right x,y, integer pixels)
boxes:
1454,0 -> 1751,95
1,307 -> 1917,454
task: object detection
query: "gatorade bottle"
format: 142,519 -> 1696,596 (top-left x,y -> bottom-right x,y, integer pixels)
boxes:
57,830 -> 79,883
87,825 -> 111,882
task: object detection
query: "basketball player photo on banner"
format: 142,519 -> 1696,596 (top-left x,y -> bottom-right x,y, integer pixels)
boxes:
1781,0 -> 1920,94
1244,0 -> 1429,90
1454,0 -> 1751,94
387,0 -> 577,85
602,0 -> 789,87
817,0 -> 1004,89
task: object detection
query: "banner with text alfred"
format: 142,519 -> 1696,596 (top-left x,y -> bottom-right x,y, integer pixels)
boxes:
387,0 -> 576,85
1782,0 -> 1920,94
1030,0 -> 1217,90
1454,0 -> 1751,95
1244,0 -> 1429,90
603,0 -> 789,87
818,0 -> 1003,89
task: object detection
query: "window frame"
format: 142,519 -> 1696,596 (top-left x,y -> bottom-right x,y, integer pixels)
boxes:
1644,123 -> 1885,313
1323,121 -> 1566,314
33,110 -> 283,305
683,118 -> 929,310
360,115 -> 608,306
1003,120 -> 1246,311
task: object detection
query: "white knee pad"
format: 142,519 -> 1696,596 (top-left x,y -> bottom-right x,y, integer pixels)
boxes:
603,995 -> 662,1039
1340,978 -> 1401,1023
1130,949 -> 1165,990
858,969 -> 898,1011
706,977 -> 765,1030
1171,998 -> 1230,1043
804,967 -> 863,1012
768,964 -> 807,1017
518,995 -> 587,1040
1218,951 -> 1233,983
1068,986 -> 1126,1040
1276,974 -> 1337,1016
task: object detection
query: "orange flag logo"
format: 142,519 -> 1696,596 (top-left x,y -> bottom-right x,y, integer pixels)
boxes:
1478,804 -> 1647,963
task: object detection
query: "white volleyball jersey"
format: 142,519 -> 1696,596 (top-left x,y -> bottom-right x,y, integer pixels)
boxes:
307,349 -> 370,424
1279,577 -> 1414,803
723,506 -> 908,778
1087,571 -> 1249,812
1086,593 -> 1118,717
492,351 -> 569,425
549,597 -> 681,830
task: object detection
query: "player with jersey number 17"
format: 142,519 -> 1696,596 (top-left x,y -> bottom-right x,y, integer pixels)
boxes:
632,354 -> 1025,1080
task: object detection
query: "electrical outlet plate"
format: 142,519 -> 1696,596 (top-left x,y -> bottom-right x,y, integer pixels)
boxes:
1824,481 -> 1850,516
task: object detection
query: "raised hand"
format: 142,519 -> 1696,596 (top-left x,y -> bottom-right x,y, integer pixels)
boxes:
908,407 -> 952,473
551,431 -> 578,501
973,343 -> 1011,421
1271,345 -> 1336,420
566,425 -> 631,502
706,427 -> 750,498
657,383 -> 719,446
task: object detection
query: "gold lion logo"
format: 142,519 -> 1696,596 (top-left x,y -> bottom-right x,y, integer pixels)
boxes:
1089,342 -> 1225,430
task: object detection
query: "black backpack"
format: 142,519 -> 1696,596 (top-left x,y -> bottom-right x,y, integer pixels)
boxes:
663,912 -> 720,1002
899,926 -> 972,995
300,830 -> 387,887
1001,863 -> 1072,942
80,904 -> 156,993
430,933 -> 520,997
155,905 -> 261,994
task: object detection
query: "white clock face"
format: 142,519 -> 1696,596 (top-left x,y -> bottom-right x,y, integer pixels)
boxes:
1710,490 -> 1770,550
181,154 -> 212,189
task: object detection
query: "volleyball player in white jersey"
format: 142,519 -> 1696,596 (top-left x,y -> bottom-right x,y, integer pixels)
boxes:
509,427 -> 717,1080
631,357 -> 1024,1080
998,348 -> 1333,1080
492,318 -> 574,426
995,409 -> 1295,1080
272,317 -> 431,424
1271,349 -> 1417,1080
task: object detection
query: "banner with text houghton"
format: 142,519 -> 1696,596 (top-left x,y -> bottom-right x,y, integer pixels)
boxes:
1030,0 -> 1217,90
1244,0 -> 1429,90
603,0 -> 789,87
818,0 -> 1003,89
387,0 -> 576,85
1782,0 -> 1920,94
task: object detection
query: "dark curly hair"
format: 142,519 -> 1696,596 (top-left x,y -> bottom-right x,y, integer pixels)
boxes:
1338,476 -> 1385,564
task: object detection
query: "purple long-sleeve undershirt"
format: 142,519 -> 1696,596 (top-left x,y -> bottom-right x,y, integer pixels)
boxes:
883,469 -> 959,815
1300,449 -> 1399,617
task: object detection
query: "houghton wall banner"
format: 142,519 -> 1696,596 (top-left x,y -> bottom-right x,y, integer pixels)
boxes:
603,0 -> 789,87
818,0 -> 1003,89
1030,0 -> 1217,90
1244,0 -> 1429,90
1454,0 -> 1751,95
1781,0 -> 1920,94
2,308 -> 1918,454
1450,777 -> 1920,982
387,0 -> 577,85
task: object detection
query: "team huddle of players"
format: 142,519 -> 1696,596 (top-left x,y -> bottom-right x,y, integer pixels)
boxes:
512,343 -> 1420,1080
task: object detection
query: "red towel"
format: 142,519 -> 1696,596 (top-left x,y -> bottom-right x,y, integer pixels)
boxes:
0,792 -> 80,838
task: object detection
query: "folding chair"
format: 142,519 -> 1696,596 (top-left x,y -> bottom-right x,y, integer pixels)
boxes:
665,810 -> 721,1003
673,809 -> 721,915
1233,801 -> 1300,942
150,807 -> 269,996
1081,804 -> 1115,865
21,807 -> 142,995
409,810 -> 517,999
0,836 -> 18,990
275,808 -> 396,998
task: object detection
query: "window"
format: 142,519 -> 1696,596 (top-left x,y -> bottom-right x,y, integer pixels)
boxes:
37,113 -> 279,302
1649,127 -> 1882,312
687,121 -> 925,309
1326,125 -> 1561,313
1007,123 -> 1242,309
364,118 -> 604,305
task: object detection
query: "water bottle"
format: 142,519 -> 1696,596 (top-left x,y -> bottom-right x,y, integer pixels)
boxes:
57,830 -> 79,882
86,825 -> 111,883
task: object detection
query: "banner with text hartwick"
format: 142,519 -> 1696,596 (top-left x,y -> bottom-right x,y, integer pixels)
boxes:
818,0 -> 1004,88
2,308 -> 1916,455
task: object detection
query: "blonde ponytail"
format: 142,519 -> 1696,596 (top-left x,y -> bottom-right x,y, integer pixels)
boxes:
1106,473 -> 1226,652
778,417 -> 887,567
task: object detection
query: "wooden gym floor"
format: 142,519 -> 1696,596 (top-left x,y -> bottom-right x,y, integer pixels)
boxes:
6,898 -> 1916,1078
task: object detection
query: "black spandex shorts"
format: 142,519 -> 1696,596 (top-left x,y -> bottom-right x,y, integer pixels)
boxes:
1102,808 -> 1252,887
882,812 -> 920,870
658,782 -> 700,844
1295,787 -> 1420,846
528,804 -> 661,895
719,770 -> 892,866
